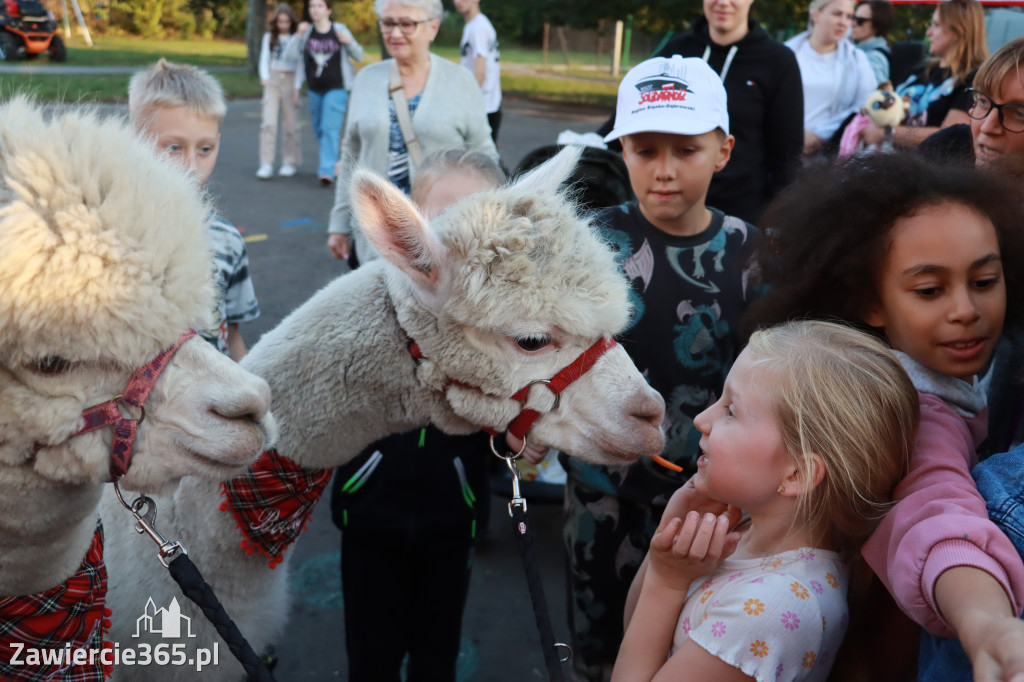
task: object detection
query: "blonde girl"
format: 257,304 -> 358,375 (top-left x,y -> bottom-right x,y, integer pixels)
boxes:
613,320 -> 919,682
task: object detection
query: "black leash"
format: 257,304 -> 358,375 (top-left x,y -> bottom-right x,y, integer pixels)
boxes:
495,447 -> 571,682
113,482 -> 277,682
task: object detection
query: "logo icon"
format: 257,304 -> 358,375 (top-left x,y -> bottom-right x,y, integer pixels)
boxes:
635,61 -> 692,105
133,597 -> 196,638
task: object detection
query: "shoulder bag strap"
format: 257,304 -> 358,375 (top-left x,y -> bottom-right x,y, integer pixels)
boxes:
388,60 -> 425,168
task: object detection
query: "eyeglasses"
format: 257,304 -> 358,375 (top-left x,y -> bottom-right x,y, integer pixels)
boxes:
968,89 -> 1024,133
378,18 -> 429,35
852,16 -> 872,25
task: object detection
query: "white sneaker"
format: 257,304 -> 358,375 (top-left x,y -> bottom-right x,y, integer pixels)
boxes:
256,164 -> 273,180
278,164 -> 297,177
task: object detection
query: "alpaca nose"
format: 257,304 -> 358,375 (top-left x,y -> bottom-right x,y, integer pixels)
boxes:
629,389 -> 665,429
210,378 -> 272,424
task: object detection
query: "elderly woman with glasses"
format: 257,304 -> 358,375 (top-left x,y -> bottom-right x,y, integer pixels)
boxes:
326,0 -> 498,264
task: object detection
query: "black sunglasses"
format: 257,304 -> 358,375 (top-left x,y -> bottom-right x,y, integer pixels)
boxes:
853,16 -> 872,25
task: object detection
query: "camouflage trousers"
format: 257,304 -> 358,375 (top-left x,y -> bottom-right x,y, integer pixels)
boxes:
561,475 -> 664,682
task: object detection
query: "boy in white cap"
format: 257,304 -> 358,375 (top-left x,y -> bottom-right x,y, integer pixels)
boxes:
559,55 -> 759,682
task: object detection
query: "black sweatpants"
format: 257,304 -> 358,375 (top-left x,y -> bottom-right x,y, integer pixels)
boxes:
341,534 -> 473,682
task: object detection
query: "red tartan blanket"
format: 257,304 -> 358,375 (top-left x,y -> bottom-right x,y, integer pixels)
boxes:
219,450 -> 333,568
0,522 -> 111,681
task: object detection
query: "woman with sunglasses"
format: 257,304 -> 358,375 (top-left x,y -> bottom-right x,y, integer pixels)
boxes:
286,0 -> 364,186
326,0 -> 498,265
852,0 -> 894,85
860,0 -> 988,149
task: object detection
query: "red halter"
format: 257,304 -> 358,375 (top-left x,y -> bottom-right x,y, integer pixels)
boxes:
408,335 -> 618,440
60,330 -> 196,480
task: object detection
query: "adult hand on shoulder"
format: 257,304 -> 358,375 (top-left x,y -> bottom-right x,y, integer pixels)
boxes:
327,233 -> 349,260
297,20 -> 310,33
647,510 -> 741,592
335,28 -> 352,45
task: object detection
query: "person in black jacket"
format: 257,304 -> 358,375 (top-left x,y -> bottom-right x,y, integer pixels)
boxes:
599,0 -> 804,224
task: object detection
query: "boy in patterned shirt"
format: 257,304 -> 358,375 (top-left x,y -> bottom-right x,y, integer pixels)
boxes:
559,55 -> 759,681
129,59 -> 260,361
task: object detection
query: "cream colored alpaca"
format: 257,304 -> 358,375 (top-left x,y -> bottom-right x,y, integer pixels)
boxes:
102,147 -> 665,680
0,99 -> 276,679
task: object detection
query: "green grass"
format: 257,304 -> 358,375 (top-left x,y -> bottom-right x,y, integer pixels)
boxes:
1,70 -> 261,103
0,34 -> 619,106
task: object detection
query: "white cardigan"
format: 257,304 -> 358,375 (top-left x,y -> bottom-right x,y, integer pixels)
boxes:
786,31 -> 877,140
328,53 -> 499,262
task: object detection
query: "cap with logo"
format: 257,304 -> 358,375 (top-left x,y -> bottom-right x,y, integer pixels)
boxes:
604,55 -> 730,142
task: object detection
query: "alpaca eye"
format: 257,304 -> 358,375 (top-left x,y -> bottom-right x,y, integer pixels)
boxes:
31,356 -> 73,375
515,335 -> 551,352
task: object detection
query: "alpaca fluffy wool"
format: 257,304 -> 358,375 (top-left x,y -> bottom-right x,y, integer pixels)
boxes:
101,147 -> 666,681
0,98 -> 216,369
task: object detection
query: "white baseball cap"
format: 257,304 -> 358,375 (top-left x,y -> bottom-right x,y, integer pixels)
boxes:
604,55 -> 730,142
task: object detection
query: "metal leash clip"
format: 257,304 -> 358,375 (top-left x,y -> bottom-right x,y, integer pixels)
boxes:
112,480 -> 188,567
489,433 -> 528,516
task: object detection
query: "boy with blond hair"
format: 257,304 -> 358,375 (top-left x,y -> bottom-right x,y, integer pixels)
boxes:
129,59 -> 260,361
560,55 -> 758,681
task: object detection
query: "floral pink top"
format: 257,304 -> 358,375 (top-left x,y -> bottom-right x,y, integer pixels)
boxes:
672,548 -> 848,682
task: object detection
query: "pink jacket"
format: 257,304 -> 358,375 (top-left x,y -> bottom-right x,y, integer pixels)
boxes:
861,391 -> 1024,636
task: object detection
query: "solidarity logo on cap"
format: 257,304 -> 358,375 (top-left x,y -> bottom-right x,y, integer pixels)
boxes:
604,55 -> 730,142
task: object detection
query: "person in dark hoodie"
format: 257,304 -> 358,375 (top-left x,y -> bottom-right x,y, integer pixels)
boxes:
598,0 -> 804,224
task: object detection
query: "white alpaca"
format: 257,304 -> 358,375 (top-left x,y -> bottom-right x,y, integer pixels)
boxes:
0,99 -> 276,680
102,147 -> 665,680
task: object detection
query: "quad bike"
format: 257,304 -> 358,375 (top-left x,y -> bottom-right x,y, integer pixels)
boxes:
0,0 -> 66,61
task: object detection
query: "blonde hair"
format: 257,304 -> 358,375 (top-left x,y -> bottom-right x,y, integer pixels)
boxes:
808,0 -> 852,29
746,320 -> 918,557
410,148 -> 505,207
128,58 -> 227,129
929,0 -> 988,85
975,35 -> 1024,98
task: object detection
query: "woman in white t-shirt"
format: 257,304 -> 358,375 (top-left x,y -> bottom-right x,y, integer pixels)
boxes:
785,0 -> 876,159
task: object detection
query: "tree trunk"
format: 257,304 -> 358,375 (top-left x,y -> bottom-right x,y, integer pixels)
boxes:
246,0 -> 267,75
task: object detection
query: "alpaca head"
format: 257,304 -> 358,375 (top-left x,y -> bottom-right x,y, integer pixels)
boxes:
0,98 -> 276,491
352,146 -> 665,465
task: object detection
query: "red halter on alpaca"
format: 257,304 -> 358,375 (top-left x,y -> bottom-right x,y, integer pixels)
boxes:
71,330 -> 197,480
408,335 -> 619,440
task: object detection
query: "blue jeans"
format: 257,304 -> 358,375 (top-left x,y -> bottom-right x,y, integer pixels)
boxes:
308,88 -> 348,179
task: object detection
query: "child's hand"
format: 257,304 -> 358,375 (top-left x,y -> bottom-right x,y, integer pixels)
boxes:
963,612 -> 1024,682
647,511 -> 741,592
297,21 -> 310,33
663,475 -> 742,530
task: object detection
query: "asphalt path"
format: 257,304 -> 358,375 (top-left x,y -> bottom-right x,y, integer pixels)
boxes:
206,96 -> 609,681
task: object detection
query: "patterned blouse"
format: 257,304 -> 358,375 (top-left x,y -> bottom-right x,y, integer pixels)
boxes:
673,548 -> 848,682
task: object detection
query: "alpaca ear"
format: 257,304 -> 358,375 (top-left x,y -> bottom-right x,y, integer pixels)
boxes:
351,169 -> 446,291
511,144 -> 583,196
